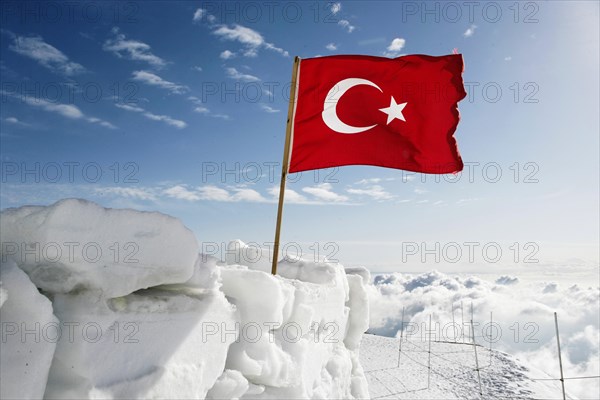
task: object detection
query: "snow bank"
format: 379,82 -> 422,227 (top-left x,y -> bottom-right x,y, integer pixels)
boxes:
206,370 -> 249,399
44,287 -> 236,399
0,260 -> 58,400
0,201 -> 371,399
0,199 -> 198,298
222,241 -> 370,399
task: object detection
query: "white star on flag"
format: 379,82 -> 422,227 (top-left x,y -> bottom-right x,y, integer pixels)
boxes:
379,96 -> 407,124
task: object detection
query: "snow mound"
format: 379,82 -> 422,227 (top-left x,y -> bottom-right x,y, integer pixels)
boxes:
0,259 -> 59,400
206,370 -> 249,399
44,287 -> 236,399
0,201 -> 371,399
0,199 -> 198,297
222,241 -> 369,398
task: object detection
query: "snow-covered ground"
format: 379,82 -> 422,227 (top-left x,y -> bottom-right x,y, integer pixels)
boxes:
0,199 -> 369,399
360,334 -> 574,399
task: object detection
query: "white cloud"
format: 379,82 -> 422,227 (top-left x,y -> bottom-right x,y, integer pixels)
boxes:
194,106 -> 230,120
504,56 -> 512,61
192,66 -> 203,72
347,185 -> 394,201
387,38 -> 405,51
225,67 -> 260,82
103,28 -> 167,68
188,96 -> 202,105
354,177 -> 396,185
338,19 -> 356,33
383,37 -> 405,57
23,96 -> 82,119
231,188 -> 268,202
97,187 -> 156,201
496,275 -> 519,285
2,91 -> 115,129
198,185 -> 232,201
463,24 -> 477,38
131,70 -> 188,94
220,50 -> 235,60
268,186 -> 310,204
212,24 -> 289,57
142,112 -> 187,128
260,104 -> 280,113
4,117 -> 30,127
8,34 -> 85,76
196,185 -> 269,202
213,24 -> 263,46
193,8 -> 216,23
115,103 -> 144,113
86,117 -> 117,129
330,3 -> 341,14
115,103 -> 186,129
302,183 -> 349,202
192,8 -> 206,21
325,43 -> 337,51
163,185 -> 200,201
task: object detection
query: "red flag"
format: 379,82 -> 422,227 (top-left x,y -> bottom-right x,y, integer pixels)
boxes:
288,54 -> 466,174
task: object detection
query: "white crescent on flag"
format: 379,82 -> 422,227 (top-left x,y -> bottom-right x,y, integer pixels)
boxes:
321,78 -> 382,134
322,78 -> 408,134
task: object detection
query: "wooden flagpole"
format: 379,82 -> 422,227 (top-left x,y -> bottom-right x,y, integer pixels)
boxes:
272,56 -> 301,275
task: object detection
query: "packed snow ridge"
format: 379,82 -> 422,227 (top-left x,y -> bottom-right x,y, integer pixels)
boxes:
0,199 -> 370,399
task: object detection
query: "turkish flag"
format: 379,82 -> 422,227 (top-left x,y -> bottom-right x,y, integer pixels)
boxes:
288,54 -> 466,174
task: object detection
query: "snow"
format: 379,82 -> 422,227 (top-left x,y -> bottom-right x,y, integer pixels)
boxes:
345,270 -> 370,351
0,199 -> 370,399
206,370 -> 249,399
0,259 -> 59,400
44,288 -> 236,399
360,334 -> 576,399
0,199 -> 198,298
220,244 -> 369,398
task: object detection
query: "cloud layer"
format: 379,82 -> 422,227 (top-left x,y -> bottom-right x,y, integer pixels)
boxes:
368,270 -> 599,398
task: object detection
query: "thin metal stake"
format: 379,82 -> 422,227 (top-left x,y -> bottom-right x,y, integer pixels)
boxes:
554,312 -> 567,400
461,301 -> 464,342
489,311 -> 493,366
398,306 -> 405,367
427,314 -> 432,389
451,302 -> 456,342
471,318 -> 483,396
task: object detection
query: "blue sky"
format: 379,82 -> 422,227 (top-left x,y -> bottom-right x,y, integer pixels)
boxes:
1,1 -> 598,278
